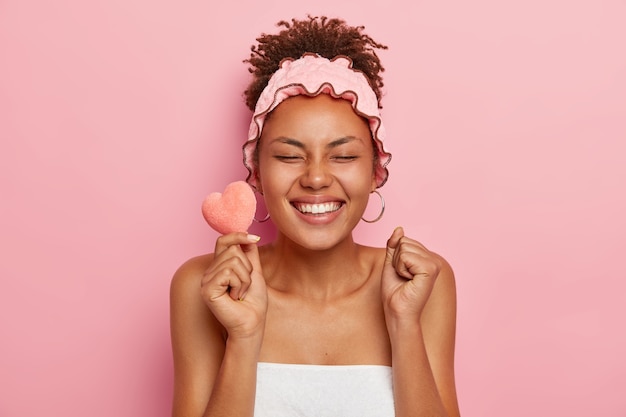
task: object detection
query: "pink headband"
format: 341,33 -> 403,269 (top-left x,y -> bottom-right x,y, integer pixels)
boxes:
243,53 -> 391,190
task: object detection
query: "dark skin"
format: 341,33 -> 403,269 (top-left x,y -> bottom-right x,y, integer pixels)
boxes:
170,95 -> 460,416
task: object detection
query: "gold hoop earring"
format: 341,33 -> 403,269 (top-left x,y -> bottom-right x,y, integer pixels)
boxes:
361,190 -> 385,223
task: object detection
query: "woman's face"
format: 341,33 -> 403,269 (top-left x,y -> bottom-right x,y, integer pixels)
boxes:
257,94 -> 377,250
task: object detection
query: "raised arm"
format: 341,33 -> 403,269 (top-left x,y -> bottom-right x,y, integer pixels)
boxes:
381,227 -> 460,417
170,233 -> 268,417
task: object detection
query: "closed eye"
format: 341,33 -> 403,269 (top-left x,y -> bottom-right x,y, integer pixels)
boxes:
274,155 -> 303,162
332,155 -> 358,161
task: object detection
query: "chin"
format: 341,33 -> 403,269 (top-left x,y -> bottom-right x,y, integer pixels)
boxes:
286,227 -> 354,252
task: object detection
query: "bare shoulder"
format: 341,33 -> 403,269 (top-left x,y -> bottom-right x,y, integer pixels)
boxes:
171,253 -> 215,291
170,253 -> 221,335
434,252 -> 456,295
423,250 -> 457,319
169,253 -> 224,338
431,252 -> 455,290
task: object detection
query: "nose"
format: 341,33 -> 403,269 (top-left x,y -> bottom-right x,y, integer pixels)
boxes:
299,159 -> 332,190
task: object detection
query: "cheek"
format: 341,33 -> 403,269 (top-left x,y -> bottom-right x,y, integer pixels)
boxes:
256,156 -> 290,196
334,161 -> 377,192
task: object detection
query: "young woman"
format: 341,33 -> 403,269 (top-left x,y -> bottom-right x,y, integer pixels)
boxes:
170,16 -> 460,417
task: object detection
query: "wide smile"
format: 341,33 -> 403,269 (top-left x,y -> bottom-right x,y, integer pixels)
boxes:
291,201 -> 343,215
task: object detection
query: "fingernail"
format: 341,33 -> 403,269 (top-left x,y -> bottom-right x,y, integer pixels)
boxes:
247,234 -> 261,242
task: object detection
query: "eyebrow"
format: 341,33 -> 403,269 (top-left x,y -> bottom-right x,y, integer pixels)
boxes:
272,136 -> 360,149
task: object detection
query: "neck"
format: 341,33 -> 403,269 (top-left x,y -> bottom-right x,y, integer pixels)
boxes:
261,233 -> 372,301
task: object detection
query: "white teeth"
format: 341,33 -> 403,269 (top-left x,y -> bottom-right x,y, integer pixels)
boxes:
295,203 -> 340,214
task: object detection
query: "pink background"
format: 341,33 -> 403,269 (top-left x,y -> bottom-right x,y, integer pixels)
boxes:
1,0 -> 625,416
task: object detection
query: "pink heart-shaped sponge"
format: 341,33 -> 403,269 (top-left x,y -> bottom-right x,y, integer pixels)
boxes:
201,181 -> 257,234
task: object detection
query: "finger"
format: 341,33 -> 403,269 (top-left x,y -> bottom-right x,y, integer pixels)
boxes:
214,232 -> 262,256
205,245 -> 253,278
220,235 -> 261,300
201,266 -> 242,302
385,226 -> 405,265
225,258 -> 255,301
241,239 -> 262,273
392,249 -> 418,280
204,235 -> 260,302
394,235 -> 430,254
239,241 -> 263,300
391,234 -> 434,280
393,240 -> 442,281
203,256 -> 253,301
392,234 -> 433,262
203,264 -> 249,302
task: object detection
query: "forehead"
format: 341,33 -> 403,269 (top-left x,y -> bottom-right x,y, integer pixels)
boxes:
261,94 -> 371,140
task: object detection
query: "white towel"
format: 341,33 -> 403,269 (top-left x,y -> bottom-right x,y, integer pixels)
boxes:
254,362 -> 395,417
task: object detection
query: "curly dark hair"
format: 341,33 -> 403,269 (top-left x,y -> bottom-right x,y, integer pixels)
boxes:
243,16 -> 388,111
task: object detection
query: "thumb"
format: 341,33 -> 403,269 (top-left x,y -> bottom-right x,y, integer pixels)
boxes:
385,227 -> 404,265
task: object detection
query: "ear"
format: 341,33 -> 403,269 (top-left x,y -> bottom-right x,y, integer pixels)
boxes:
370,174 -> 377,193
255,171 -> 264,195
